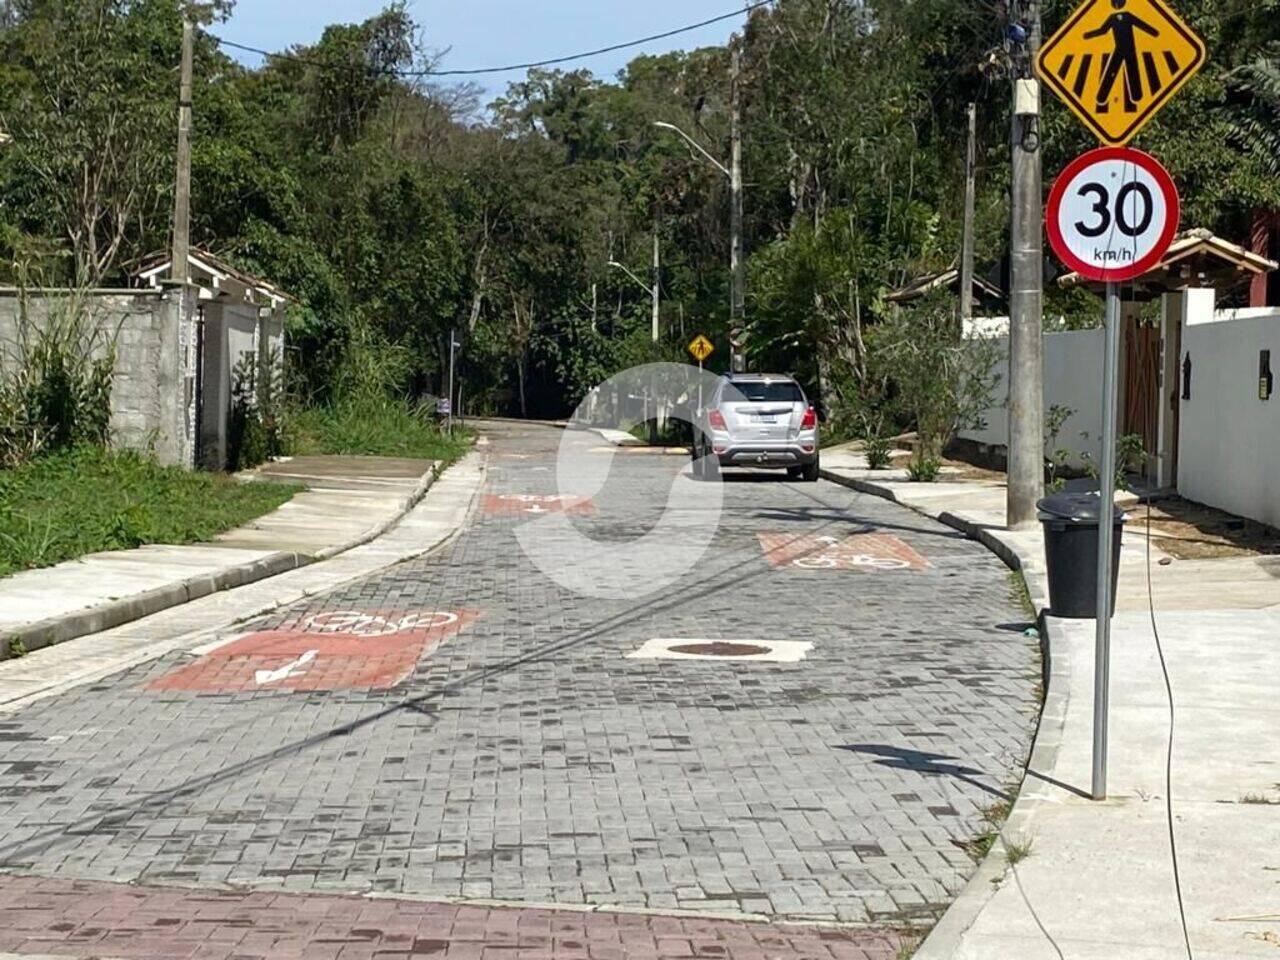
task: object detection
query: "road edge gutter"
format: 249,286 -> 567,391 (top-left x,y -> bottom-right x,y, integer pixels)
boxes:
819,467 -> 1074,959
2,465 -> 441,661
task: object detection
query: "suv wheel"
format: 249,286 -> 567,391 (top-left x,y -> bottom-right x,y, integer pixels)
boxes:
801,457 -> 820,482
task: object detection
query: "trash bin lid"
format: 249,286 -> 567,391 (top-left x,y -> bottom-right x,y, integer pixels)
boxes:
1036,491 -> 1125,523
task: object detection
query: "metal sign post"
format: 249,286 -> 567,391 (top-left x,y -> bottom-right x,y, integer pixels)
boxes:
1045,147 -> 1179,801
688,334 -> 716,418
1092,281 -> 1122,800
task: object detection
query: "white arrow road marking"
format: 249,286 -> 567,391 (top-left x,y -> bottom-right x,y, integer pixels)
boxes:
254,649 -> 319,686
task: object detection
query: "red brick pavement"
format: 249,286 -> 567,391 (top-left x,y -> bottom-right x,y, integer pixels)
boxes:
0,875 -> 907,959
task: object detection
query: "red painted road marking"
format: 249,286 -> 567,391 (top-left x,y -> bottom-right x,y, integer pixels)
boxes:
482,493 -> 595,515
758,533 -> 930,572
149,609 -> 480,693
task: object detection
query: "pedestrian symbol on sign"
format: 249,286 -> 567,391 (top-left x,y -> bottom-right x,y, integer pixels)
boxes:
687,334 -> 714,364
1036,0 -> 1205,146
1086,1 -> 1160,115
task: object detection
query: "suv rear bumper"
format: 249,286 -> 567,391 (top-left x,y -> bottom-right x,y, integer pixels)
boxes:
714,443 -> 818,469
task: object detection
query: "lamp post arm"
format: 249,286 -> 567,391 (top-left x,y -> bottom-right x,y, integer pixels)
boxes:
652,121 -> 730,179
607,260 -> 650,294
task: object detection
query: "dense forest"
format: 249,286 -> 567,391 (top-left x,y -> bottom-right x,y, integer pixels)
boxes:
1,0 -> 1278,423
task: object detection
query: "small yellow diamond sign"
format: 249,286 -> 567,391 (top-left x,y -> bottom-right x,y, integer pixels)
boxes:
1036,0 -> 1205,146
687,334 -> 714,364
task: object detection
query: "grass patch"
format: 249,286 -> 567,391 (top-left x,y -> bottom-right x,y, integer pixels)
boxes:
1005,836 -> 1034,865
292,399 -> 472,463
1240,792 -> 1280,805
958,798 -> 1014,863
1009,570 -> 1035,619
0,446 -> 298,579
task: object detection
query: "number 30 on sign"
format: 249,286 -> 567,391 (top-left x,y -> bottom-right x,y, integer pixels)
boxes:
1046,146 -> 1179,284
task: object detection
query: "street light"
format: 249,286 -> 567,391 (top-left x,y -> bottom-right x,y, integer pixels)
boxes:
607,259 -> 649,294
607,253 -> 662,443
652,48 -> 746,376
652,121 -> 730,179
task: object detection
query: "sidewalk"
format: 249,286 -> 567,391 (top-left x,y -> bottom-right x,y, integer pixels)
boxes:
821,449 -> 1280,959
0,452 -> 483,711
0,456 -> 443,663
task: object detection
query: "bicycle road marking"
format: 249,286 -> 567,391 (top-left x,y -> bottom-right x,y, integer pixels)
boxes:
757,532 -> 930,572
148,608 -> 481,694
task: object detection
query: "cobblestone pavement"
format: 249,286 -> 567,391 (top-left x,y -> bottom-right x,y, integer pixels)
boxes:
0,873 -> 904,959
0,421 -> 1040,956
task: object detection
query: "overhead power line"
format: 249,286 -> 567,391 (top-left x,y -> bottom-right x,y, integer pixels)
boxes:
211,1 -> 774,78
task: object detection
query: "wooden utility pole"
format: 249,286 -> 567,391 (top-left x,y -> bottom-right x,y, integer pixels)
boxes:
959,102 -> 977,324
171,17 -> 194,283
729,37 -> 746,373
1007,0 -> 1045,528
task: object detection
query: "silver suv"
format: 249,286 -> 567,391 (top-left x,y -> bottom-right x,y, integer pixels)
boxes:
692,373 -> 820,481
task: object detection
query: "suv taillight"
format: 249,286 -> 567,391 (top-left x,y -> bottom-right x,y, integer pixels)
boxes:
708,408 -> 727,430
800,407 -> 817,430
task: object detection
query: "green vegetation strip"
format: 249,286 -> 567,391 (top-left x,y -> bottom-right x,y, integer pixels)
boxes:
0,447 -> 299,579
291,401 -> 472,464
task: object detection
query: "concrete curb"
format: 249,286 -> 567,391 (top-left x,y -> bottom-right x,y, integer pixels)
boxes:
3,464 -> 441,661
819,468 -> 1068,959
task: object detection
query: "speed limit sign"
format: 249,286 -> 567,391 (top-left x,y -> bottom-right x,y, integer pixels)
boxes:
1046,147 -> 1180,284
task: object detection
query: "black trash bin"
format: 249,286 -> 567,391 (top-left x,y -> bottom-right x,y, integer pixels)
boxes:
1037,492 -> 1125,619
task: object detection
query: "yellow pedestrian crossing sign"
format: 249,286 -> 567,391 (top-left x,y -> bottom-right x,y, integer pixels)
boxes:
1037,0 -> 1205,146
687,334 -> 714,364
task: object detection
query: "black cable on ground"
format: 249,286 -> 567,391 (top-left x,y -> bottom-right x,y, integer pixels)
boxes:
1145,496 -> 1195,960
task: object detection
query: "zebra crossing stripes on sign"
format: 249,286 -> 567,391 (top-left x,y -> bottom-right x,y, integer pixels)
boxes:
1036,0 -> 1206,146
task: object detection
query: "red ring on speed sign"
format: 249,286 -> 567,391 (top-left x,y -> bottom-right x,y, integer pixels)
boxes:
1046,147 -> 1179,284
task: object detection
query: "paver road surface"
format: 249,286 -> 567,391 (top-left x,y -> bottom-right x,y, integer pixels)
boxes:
0,421 -> 1040,958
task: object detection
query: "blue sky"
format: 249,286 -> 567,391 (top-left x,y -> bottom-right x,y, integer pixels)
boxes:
222,1 -> 751,104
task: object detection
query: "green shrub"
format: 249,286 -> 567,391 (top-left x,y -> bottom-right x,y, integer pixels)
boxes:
291,397 -> 471,463
228,348 -> 291,472
0,291 -> 115,469
907,455 -> 942,483
869,292 -> 1000,462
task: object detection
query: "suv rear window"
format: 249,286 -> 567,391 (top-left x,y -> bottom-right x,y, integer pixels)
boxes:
729,380 -> 804,403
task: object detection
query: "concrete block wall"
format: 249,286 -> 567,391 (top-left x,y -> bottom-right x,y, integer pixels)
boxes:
0,288 -> 194,467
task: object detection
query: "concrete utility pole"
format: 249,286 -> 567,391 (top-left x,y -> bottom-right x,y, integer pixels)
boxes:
729,37 -> 746,373
447,328 -> 459,436
651,222 -> 661,344
171,17 -> 194,283
959,102 -> 978,324
1007,0 -> 1045,528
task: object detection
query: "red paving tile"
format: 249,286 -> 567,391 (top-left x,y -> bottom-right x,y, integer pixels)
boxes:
0,876 -> 906,959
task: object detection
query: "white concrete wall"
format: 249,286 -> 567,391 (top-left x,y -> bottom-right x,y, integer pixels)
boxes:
958,329 -> 1105,467
1178,299 -> 1280,527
